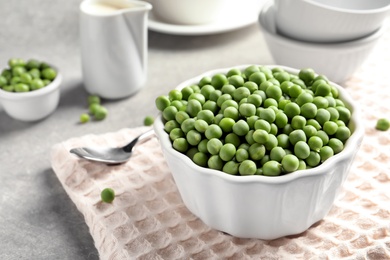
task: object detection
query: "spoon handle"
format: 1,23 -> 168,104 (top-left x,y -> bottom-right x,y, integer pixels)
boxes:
123,129 -> 154,153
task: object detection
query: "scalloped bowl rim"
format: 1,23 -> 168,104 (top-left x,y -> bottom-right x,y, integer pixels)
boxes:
154,64 -> 364,184
301,0 -> 390,14
0,66 -> 62,100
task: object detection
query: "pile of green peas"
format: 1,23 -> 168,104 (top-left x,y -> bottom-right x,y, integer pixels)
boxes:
155,65 -> 353,176
0,58 -> 57,92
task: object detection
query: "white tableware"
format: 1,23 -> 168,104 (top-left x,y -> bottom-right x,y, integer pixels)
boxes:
149,0 -> 225,25
0,68 -> 62,122
154,64 -> 364,240
79,0 -> 152,99
148,0 -> 264,35
259,0 -> 385,83
275,0 -> 390,43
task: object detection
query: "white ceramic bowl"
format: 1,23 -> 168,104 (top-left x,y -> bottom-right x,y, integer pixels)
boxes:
275,0 -> 390,43
0,69 -> 62,122
154,65 -> 364,240
259,0 -> 385,83
149,0 -> 226,25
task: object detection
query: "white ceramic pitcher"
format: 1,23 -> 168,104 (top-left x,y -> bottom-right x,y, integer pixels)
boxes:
80,0 -> 152,99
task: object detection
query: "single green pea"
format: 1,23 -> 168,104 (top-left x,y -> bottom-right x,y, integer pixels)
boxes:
232,119 -> 250,136
41,67 -> 57,80
376,118 -> 390,131
316,130 -> 329,145
190,85 -> 201,93
289,129 -> 306,146
316,108 -> 331,126
88,95 -> 101,105
155,95 -> 170,111
94,106 -> 108,120
194,119 -> 209,133
186,99 -> 202,117
0,76 -> 8,87
307,119 -> 322,131
222,161 -> 239,175
319,146 -> 334,162
315,83 -> 331,97
281,154 -> 299,173
328,138 -> 344,154
244,65 -> 260,79
175,111 -> 190,124
296,92 -> 314,106
306,151 -> 321,167
323,121 -> 338,135
79,113 -> 90,123
173,137 -> 189,153
253,129 -> 269,144
169,89 -> 183,101
294,141 -> 310,159
264,134 -> 278,151
198,139 -> 208,153
101,188 -> 115,203
181,86 -> 194,100
211,73 -> 228,89
181,118 -> 196,133
162,105 -> 178,121
245,130 -> 255,145
164,120 -> 180,133
225,133 -> 241,148
239,103 -> 256,117
291,115 -> 306,130
246,115 -> 259,129
203,100 -> 218,114
327,107 -> 339,121
223,106 -> 239,121
207,138 -> 223,155
233,86 -> 251,102
262,160 -> 282,176
169,128 -> 185,141
239,160 -> 257,176
186,147 -> 199,160
243,81 -> 259,93
228,74 -> 245,87
219,143 -> 236,161
186,129 -> 202,146
219,117 -> 235,133
308,136 -> 323,152
248,143 -> 266,160
273,71 -> 290,83
277,134 -> 290,149
221,84 -> 235,95
2,85 -> 14,92
236,148 -> 249,163
209,90 -> 222,102
288,84 -> 303,98
30,78 -> 45,90
335,126 -> 351,142
270,146 -> 286,162
220,99 -> 238,113
259,107 -> 276,123
26,59 -> 41,70
274,112 -> 288,129
254,119 -> 271,132
208,155 -> 223,170
303,125 -> 317,138
336,106 -> 351,124
205,124 -> 223,139
284,102 -> 300,118
313,96 -> 329,109
265,85 -> 282,100
193,152 -> 208,167
298,68 -> 315,84
199,76 -> 212,87
197,110 -> 214,124
300,103 -> 317,119
143,116 -> 154,126
227,68 -> 242,77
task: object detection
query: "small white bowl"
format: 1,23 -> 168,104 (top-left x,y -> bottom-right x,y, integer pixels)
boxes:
0,69 -> 62,122
154,65 -> 364,240
149,0 -> 226,25
259,0 -> 385,83
275,0 -> 390,43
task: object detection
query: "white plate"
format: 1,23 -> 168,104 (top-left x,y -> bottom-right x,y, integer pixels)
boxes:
148,1 -> 264,36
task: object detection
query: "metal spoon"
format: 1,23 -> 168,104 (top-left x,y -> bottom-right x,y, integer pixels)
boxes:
69,129 -> 154,164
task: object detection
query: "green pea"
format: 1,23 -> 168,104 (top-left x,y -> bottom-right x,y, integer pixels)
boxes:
248,71 -> 266,86
323,121 -> 338,135
254,119 -> 271,132
190,85 -> 201,93
259,107 -> 276,123
243,81 -> 259,93
283,124 -> 294,135
236,148 -> 249,162
270,146 -> 286,162
186,147 -> 199,160
232,119 -> 250,136
222,161 -> 239,175
245,130 -> 255,145
249,143 -> 266,160
288,84 -> 303,98
244,65 -> 260,78
219,117 -> 235,133
169,128 -> 184,141
264,134 -> 278,151
303,125 -> 317,138
228,74 -> 244,87
30,78 -> 45,90
265,85 -> 282,100
221,84 -> 236,95
200,84 -> 215,99
79,113 -> 90,123
328,138 -> 344,154
220,99 -> 238,113
274,71 -> 290,83
239,160 -> 257,176
327,107 -> 339,121
173,137 -> 189,153
316,108 -> 331,126
193,152 -> 208,167
376,118 -> 390,131
239,103 -> 256,117
308,136 -> 323,152
253,129 -> 269,144
209,90 -> 222,102
211,73 -> 228,89
313,96 -> 329,109
205,124 -> 223,139
319,146 -> 334,162
207,138 -> 223,155
214,113 -> 224,125
14,83 -> 29,92
316,130 -> 329,145
155,95 -> 170,111
281,154 -> 299,173
336,106 -> 351,124
298,68 -> 315,84
291,115 -> 306,130
294,141 -> 310,159
300,103 -> 317,119
262,160 -> 282,176
181,86 -> 194,100
284,102 -> 300,118
277,134 -> 290,149
227,68 -> 242,77
334,126 -> 351,142
186,99 -> 202,117
263,98 -> 278,108
246,115 -> 259,129
203,100 -> 218,114
274,112 -> 288,129
101,188 -> 115,203
143,115 -> 154,126
296,92 -> 314,106
289,129 -> 306,146
187,129 -> 202,146
208,155 -> 223,170
41,67 -> 57,80
315,83 -> 331,97
198,139 -> 208,153
225,133 -> 241,148
181,118 -> 196,133
307,119 -> 322,130
162,105 -> 178,121
219,143 -> 236,161
306,151 -> 321,167
94,106 -> 108,120
233,86 -> 251,102
164,120 -> 179,133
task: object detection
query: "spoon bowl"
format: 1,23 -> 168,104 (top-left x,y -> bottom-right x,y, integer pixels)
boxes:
69,129 -> 154,164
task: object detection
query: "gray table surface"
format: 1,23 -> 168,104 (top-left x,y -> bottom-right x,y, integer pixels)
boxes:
0,1 -> 271,259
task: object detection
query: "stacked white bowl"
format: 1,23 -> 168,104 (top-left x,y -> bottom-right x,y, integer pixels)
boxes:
259,0 -> 390,83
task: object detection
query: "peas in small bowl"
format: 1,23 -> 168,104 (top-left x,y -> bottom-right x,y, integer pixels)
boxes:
0,58 -> 62,121
153,65 -> 364,240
